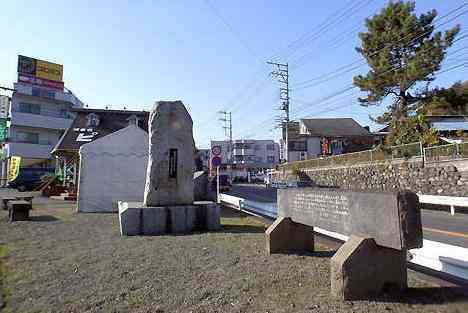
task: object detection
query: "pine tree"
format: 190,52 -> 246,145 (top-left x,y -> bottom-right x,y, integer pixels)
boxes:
353,1 -> 460,129
423,81 -> 468,115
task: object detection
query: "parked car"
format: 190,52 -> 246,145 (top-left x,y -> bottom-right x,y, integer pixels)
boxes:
211,174 -> 232,192
250,172 -> 265,183
8,167 -> 55,191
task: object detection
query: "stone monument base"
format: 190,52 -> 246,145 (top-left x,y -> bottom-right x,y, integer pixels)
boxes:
118,201 -> 221,236
266,217 -> 315,254
330,235 -> 407,300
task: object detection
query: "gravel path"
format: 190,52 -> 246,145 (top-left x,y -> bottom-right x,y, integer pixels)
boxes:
0,200 -> 467,313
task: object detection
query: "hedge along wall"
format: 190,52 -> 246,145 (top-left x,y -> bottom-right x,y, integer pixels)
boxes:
277,159 -> 468,197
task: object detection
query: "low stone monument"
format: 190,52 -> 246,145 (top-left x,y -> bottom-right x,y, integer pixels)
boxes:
119,101 -> 221,235
266,188 -> 423,300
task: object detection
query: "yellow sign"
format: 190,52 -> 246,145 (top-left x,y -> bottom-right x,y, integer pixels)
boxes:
8,156 -> 21,182
36,59 -> 63,82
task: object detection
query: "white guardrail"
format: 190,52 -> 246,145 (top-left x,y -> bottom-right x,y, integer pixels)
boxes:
418,194 -> 468,216
218,193 -> 468,281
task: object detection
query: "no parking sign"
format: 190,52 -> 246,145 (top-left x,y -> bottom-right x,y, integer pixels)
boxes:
211,145 -> 221,156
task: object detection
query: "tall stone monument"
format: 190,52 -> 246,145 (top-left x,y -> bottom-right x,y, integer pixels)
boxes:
143,101 -> 194,206
119,100 -> 221,236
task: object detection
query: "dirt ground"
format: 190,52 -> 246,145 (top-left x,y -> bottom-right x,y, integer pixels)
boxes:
0,198 -> 467,313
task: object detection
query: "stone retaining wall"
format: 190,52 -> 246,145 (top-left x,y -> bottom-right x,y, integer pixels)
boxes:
278,159 -> 468,197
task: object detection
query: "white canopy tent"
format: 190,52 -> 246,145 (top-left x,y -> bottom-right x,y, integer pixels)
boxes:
77,125 -> 148,212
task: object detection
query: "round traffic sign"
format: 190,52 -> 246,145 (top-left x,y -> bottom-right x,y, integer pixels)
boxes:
211,145 -> 222,156
211,156 -> 222,167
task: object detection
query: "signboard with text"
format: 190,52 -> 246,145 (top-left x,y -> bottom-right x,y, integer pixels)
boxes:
0,95 -> 9,118
0,119 -> 7,142
17,55 -> 64,90
8,156 -> 21,182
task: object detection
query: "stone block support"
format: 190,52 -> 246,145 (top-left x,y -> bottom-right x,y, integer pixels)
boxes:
119,201 -> 221,236
330,235 -> 407,300
265,217 -> 315,254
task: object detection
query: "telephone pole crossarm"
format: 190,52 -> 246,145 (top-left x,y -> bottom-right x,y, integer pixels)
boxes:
267,61 -> 290,163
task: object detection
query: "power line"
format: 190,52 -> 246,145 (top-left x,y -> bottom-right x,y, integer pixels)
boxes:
292,3 -> 468,90
204,0 -> 260,62
197,0 -> 375,135
292,61 -> 468,121
236,58 -> 467,139
281,0 -> 374,61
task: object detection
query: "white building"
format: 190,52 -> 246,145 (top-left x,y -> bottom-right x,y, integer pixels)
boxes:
282,118 -> 373,162
0,83 -> 83,184
210,139 -> 280,178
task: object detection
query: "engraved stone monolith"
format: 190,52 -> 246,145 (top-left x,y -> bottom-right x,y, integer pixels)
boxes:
118,100 -> 220,236
143,100 -> 195,206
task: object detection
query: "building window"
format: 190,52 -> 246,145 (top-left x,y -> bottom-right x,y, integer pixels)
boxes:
266,144 -> 275,151
254,145 -> 261,150
60,109 -> 70,118
289,141 -> 307,151
86,113 -> 100,127
267,156 -> 275,163
32,88 -> 55,99
19,102 -> 41,115
17,131 -> 39,144
234,143 -> 252,149
235,155 -> 244,162
127,114 -> 140,126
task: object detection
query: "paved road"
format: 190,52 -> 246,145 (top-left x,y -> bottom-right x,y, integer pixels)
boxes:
226,184 -> 468,248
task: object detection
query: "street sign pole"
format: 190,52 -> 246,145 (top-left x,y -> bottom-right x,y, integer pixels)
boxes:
216,166 -> 220,203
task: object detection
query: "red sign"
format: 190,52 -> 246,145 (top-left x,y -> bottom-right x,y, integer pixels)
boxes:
18,74 -> 64,90
211,145 -> 221,156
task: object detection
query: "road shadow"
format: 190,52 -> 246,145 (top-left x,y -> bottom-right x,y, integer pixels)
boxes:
221,224 -> 266,234
376,286 -> 468,304
221,207 -> 250,218
276,250 -> 336,258
313,250 -> 336,258
30,215 -> 60,222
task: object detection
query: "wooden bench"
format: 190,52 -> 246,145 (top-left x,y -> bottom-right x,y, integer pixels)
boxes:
2,197 -> 17,211
8,200 -> 32,222
15,195 -> 34,203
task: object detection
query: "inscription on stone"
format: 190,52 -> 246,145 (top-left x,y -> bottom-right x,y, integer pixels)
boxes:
169,148 -> 178,179
291,192 -> 350,232
278,188 -> 422,250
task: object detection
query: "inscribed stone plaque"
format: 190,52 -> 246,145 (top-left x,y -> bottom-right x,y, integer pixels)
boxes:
277,188 -> 422,250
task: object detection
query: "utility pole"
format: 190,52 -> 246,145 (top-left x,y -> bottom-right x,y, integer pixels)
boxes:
267,61 -> 289,163
219,110 -> 233,178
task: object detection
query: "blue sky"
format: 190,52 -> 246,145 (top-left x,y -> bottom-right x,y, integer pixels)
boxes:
1,0 -> 466,148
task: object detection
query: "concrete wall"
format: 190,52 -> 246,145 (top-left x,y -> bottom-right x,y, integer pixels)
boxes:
277,159 -> 468,197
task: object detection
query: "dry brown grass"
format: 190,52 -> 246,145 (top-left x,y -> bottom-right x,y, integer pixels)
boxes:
0,200 -> 466,313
